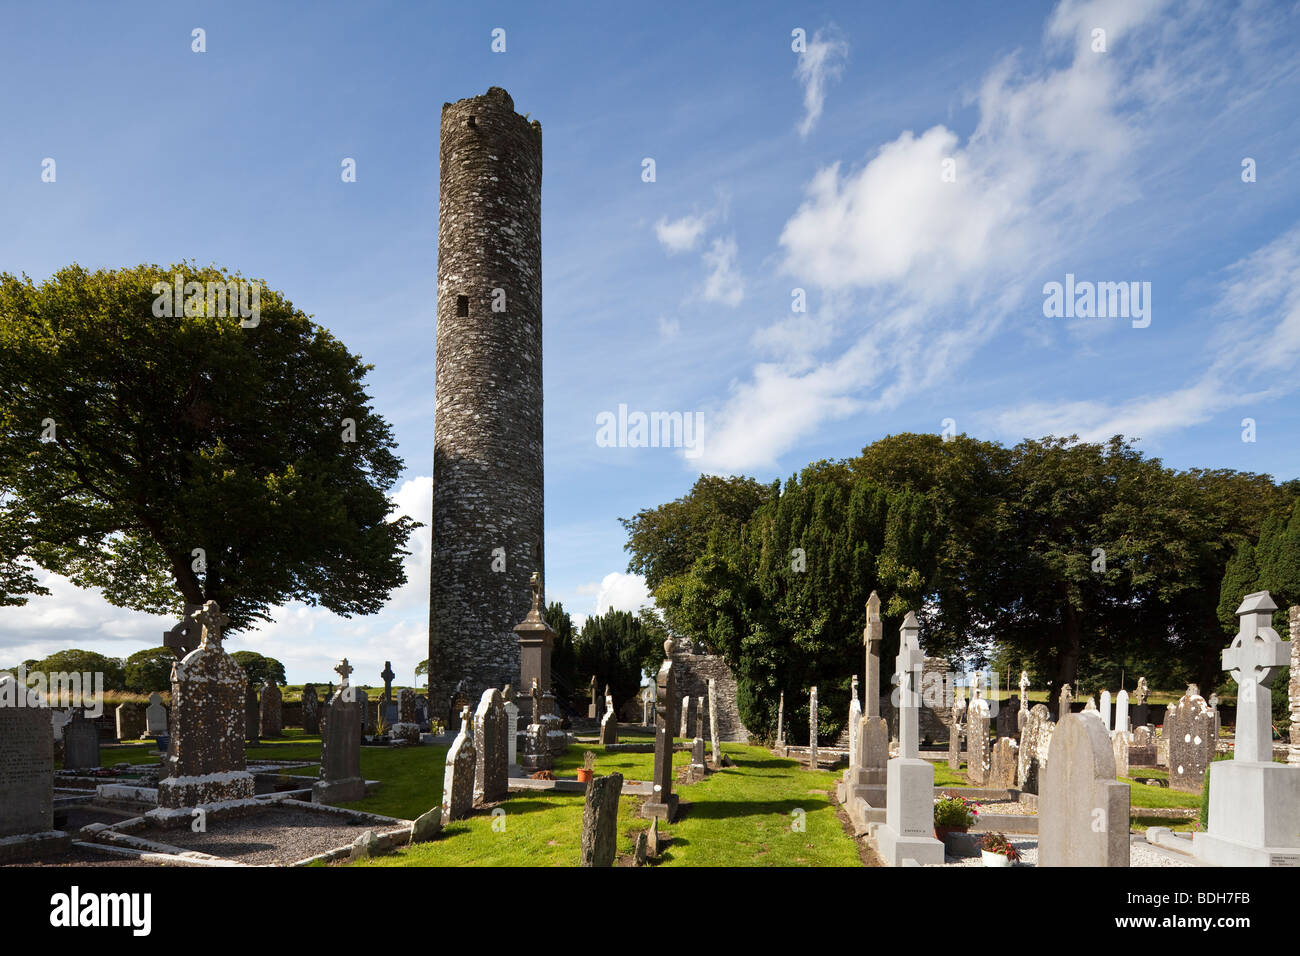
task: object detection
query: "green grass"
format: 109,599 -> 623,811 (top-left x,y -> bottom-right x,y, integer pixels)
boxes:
1122,774 -> 1201,809
351,743 -> 863,867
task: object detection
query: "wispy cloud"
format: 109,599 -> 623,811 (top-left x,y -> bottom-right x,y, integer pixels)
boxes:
701,236 -> 744,306
795,28 -> 849,138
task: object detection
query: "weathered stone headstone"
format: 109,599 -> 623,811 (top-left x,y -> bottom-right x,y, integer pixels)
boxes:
680,695 -> 691,739
161,603 -> 203,657
863,590 -> 883,718
1017,670 -> 1030,734
1290,605 -> 1300,767
244,683 -> 260,744
965,694 -> 991,787
1039,711 -> 1130,867
0,675 -> 56,840
302,683 -> 319,734
1099,689 -> 1112,732
1129,725 -> 1157,767
1194,591 -> 1300,866
989,737 -> 1018,789
1132,676 -> 1150,728
996,694 -> 1020,741
776,690 -> 785,746
579,771 -> 624,867
599,688 -> 618,745
314,660 -> 365,805
642,639 -> 679,822
588,675 -> 598,719
1208,692 -> 1221,740
157,602 -> 255,808
1166,684 -> 1216,792
399,688 -> 415,723
1016,704 -> 1053,793
518,678 -> 553,772
1112,730 -> 1129,779
1057,683 -> 1072,721
355,688 -> 373,734
115,702 -> 146,741
948,686 -> 965,771
687,737 -> 707,782
380,661 -> 395,712
145,691 -> 168,736
697,694 -> 707,742
442,706 -> 476,822
846,676 -> 861,775
259,681 -> 282,737
875,611 -> 945,866
63,711 -> 100,770
807,685 -> 818,769
473,687 -> 507,804
708,677 -> 720,765
503,695 -> 519,767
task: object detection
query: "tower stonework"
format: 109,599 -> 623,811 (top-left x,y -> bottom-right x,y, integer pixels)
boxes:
429,87 -> 544,714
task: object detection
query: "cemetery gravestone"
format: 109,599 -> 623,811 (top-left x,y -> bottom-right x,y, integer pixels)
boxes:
1132,676 -> 1150,728
244,684 -> 261,743
948,688 -> 965,771
1057,683 -> 1072,721
1039,712 -> 1130,867
1099,690 -> 1112,731
1016,704 -> 1053,793
642,638 -> 679,822
473,687 -> 507,804
708,677 -> 720,765
680,695 -> 691,739
776,690 -> 785,746
1017,670 -> 1030,734
503,696 -> 519,767
1166,685 -> 1216,792
599,688 -> 618,745
863,590 -> 883,718
442,706 -> 477,822
260,681 -> 282,737
302,684 -> 319,734
115,702 -> 146,741
355,688 -> 373,734
846,676 -> 861,776
1112,730 -> 1129,779
579,771 -> 624,867
965,694 -> 991,787
145,692 -> 168,736
688,737 -> 707,782
1114,688 -> 1130,736
0,675 -> 55,839
1194,591 -> 1300,866
63,711 -> 100,771
157,602 -> 255,808
588,675 -> 598,719
314,660 -> 365,805
989,737 -> 1018,789
875,611 -> 945,866
808,686 -> 818,769
1129,726 -> 1157,767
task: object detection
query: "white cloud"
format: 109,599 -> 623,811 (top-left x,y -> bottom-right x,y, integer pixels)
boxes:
694,0 -> 1195,473
795,28 -> 849,138
701,236 -> 744,307
654,213 -> 710,254
0,475 -> 436,685
591,572 -> 652,615
987,225 -> 1300,443
657,315 -> 681,341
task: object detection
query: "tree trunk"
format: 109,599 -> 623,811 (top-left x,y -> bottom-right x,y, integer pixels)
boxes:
1055,601 -> 1083,690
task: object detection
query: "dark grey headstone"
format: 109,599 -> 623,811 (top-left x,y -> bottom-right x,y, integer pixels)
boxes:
302,684 -> 319,734
579,771 -> 624,867
1167,688 -> 1216,792
314,686 -> 364,805
442,714 -> 476,821
63,711 -> 100,771
115,702 -> 146,741
0,677 -> 53,836
259,681 -> 282,737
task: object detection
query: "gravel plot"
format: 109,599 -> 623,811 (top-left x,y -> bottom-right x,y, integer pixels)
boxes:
145,808 -> 401,865
7,846 -> 160,867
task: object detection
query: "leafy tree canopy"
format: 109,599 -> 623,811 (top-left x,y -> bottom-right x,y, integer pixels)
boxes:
0,263 -> 418,631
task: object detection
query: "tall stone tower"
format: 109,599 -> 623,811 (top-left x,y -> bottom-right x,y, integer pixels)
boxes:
429,87 -> 544,716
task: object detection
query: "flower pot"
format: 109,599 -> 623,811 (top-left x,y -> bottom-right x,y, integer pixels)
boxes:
576,768 -> 593,783
981,850 -> 1013,867
934,825 -> 968,842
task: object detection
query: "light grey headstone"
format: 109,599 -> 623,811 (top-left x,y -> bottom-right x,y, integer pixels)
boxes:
579,771 -> 624,867
473,688 -> 507,804
145,692 -> 168,736
0,675 -> 54,837
1039,712 -> 1129,867
441,707 -> 476,821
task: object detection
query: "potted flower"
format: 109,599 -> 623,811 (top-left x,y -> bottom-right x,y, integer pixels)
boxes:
980,831 -> 1020,867
933,795 -> 977,842
576,751 -> 596,783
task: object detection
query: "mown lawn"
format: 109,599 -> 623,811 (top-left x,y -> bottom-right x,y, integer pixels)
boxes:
350,742 -> 863,867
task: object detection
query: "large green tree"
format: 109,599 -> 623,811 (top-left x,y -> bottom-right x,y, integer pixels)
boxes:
230,650 -> 287,686
0,263 -> 418,631
124,646 -> 177,692
573,608 -> 657,711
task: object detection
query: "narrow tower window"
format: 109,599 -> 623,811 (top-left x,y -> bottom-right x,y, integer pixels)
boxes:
456,295 -> 469,317
467,115 -> 476,128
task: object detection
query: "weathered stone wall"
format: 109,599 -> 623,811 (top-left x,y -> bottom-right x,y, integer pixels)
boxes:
669,652 -> 750,742
429,87 -> 545,710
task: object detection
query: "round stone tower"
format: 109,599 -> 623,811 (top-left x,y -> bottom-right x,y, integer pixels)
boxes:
429,87 -> 544,717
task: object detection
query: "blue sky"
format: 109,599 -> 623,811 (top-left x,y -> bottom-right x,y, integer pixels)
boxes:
3,0 -> 1299,685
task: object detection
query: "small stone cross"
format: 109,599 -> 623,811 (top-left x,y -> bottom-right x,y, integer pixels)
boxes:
1224,591 -> 1290,686
335,658 -> 353,686
192,600 -> 229,650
